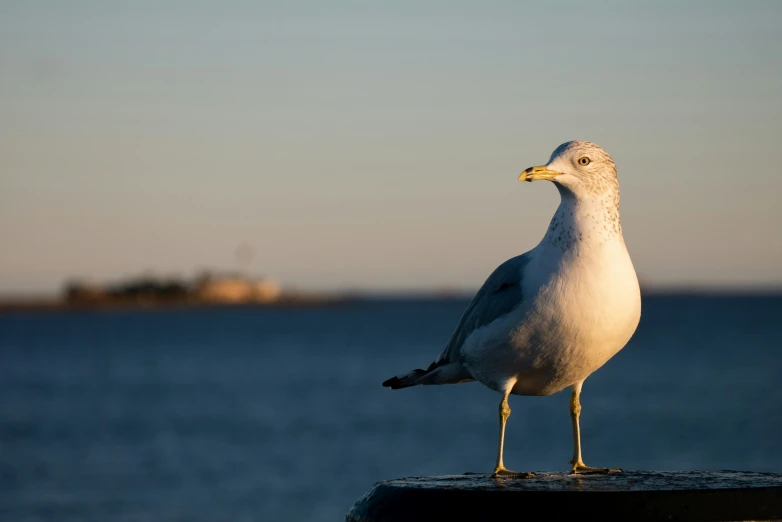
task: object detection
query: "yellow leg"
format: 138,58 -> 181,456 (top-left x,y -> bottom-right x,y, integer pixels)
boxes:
569,382 -> 622,474
493,393 -> 533,478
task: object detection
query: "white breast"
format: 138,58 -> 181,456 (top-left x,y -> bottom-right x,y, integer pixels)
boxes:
461,196 -> 641,396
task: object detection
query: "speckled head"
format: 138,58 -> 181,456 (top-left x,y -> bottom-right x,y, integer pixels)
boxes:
520,141 -> 619,200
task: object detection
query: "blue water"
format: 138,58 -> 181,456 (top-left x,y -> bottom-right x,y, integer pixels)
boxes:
1,295 -> 781,521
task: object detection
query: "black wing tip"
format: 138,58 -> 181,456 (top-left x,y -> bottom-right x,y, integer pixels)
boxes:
382,376 -> 402,389
383,364 -> 441,390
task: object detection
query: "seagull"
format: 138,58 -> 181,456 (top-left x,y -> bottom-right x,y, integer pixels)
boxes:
382,141 -> 641,476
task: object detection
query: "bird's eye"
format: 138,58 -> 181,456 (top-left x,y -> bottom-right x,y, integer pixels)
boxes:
578,157 -> 590,166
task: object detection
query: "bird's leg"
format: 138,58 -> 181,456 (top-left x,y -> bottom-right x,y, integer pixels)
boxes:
493,394 -> 512,474
568,382 -> 621,474
493,393 -> 533,478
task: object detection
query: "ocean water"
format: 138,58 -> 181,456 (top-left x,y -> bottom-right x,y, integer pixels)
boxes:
1,295 -> 781,521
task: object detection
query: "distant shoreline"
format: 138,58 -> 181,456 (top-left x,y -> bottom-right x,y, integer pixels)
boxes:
0,294 -> 354,313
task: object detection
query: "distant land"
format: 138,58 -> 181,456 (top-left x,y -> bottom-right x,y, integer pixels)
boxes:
0,271 -> 352,313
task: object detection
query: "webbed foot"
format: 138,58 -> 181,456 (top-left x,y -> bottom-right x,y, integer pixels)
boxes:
569,461 -> 622,475
493,465 -> 535,478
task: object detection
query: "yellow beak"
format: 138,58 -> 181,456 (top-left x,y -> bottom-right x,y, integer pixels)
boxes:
519,165 -> 562,182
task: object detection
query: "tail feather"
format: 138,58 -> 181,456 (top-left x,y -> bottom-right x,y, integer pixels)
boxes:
382,361 -> 473,390
382,369 -> 427,390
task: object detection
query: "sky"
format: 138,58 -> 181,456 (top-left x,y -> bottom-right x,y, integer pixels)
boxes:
1,1 -> 781,295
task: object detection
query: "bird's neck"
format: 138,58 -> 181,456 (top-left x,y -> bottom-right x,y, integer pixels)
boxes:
544,187 -> 622,251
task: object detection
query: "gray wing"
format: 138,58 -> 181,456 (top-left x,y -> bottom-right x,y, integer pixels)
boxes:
436,252 -> 532,365
380,252 -> 532,390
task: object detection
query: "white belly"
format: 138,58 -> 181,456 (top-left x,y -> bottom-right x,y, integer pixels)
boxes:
462,238 -> 641,396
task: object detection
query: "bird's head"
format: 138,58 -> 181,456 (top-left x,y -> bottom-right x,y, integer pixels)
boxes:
519,141 -> 618,199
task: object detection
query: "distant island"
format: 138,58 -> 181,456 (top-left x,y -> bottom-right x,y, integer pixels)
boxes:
0,272 -> 349,312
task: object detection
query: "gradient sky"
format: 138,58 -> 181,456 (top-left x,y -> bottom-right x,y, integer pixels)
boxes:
1,1 -> 781,295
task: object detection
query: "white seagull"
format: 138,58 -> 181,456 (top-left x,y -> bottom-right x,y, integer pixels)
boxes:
383,141 -> 641,476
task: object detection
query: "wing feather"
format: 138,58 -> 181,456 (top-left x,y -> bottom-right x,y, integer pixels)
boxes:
437,253 -> 531,365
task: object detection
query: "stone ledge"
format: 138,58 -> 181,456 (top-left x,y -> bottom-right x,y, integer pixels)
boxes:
346,470 -> 782,521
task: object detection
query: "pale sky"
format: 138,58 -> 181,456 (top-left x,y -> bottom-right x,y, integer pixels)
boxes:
1,1 -> 781,295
